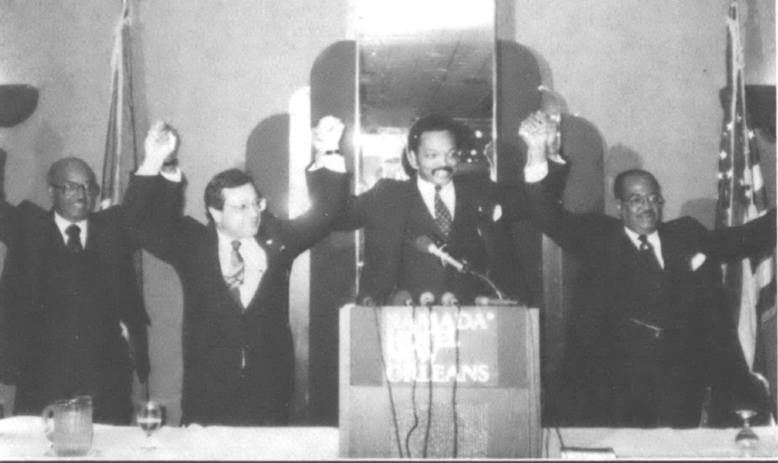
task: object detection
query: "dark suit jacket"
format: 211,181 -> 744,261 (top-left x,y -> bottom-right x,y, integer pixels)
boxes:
527,175 -> 776,427
0,200 -> 149,424
122,169 -> 347,426
334,174 -> 542,305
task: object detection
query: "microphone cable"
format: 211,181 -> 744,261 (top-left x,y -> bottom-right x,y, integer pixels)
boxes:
450,297 -> 461,458
469,270 -> 507,300
370,302 -> 404,458
404,302 -> 420,459
422,301 -> 435,458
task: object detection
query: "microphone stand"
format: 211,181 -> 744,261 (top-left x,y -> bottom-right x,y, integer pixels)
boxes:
466,269 -> 507,301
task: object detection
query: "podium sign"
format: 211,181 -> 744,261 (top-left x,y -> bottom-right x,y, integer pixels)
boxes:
339,305 -> 541,458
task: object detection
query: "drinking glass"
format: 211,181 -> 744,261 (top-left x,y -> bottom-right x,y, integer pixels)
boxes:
734,408 -> 759,455
136,401 -> 162,449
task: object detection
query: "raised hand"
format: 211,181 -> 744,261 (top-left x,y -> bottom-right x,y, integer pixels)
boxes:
143,121 -> 179,169
312,116 -> 345,154
519,111 -> 553,166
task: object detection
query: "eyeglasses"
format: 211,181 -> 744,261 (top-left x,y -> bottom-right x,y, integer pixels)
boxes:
417,150 -> 460,162
623,194 -> 665,208
223,198 -> 264,213
51,181 -> 95,196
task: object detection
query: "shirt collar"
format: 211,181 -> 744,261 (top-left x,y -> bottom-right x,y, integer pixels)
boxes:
623,226 -> 660,250
416,176 -> 454,196
216,229 -> 255,250
53,212 -> 88,237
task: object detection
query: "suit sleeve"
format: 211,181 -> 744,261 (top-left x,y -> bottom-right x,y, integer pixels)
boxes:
699,208 -> 776,262
277,168 -> 348,254
500,160 -> 569,222
331,178 -> 382,233
524,171 -> 611,264
0,199 -> 17,384
122,174 -> 188,265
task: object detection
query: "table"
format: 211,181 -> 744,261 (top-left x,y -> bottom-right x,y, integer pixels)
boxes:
2,415 -> 776,459
0,416 -> 339,460
543,426 -> 778,459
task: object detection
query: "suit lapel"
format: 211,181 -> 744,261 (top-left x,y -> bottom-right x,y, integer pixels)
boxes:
658,226 -> 689,276
242,235 -> 279,312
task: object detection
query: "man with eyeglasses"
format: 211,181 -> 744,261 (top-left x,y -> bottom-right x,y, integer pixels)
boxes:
0,157 -> 150,425
332,113 -> 550,306
520,111 -> 775,428
121,119 -> 348,426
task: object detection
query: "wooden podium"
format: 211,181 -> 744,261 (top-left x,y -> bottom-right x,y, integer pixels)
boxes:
339,304 -> 541,459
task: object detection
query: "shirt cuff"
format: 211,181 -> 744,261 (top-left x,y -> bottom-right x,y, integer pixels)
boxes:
524,162 -> 549,183
524,157 -> 566,183
160,168 -> 183,183
309,154 -> 346,173
135,161 -> 182,183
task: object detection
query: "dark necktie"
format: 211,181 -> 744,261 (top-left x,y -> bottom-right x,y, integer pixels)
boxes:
224,240 -> 245,308
66,224 -> 83,252
638,234 -> 661,271
434,186 -> 453,238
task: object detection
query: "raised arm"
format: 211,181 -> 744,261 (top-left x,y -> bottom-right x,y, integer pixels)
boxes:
122,122 -> 187,264
700,208 -> 776,262
275,116 -> 349,253
520,111 -> 608,261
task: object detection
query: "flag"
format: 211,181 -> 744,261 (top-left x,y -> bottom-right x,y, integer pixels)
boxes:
715,0 -> 775,371
100,0 -> 150,391
101,0 -> 138,210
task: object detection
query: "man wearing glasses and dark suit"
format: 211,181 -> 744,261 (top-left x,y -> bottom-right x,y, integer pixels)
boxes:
122,119 -> 348,426
0,157 -> 150,424
520,111 -> 775,428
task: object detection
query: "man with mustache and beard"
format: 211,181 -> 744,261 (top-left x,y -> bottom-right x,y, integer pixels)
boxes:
0,157 -> 150,424
333,113 -> 557,306
520,111 -> 775,428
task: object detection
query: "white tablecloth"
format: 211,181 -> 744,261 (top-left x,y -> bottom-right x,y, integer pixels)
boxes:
0,416 -> 339,460
3,415 -> 776,459
543,425 -> 778,459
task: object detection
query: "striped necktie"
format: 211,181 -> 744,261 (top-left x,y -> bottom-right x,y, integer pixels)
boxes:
434,186 -> 453,238
224,240 -> 245,308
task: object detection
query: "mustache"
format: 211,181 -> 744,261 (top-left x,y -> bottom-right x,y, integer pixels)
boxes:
432,166 -> 454,175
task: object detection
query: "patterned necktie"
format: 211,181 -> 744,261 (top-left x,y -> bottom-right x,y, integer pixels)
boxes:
638,234 -> 661,270
434,186 -> 453,238
224,240 -> 245,308
66,224 -> 83,252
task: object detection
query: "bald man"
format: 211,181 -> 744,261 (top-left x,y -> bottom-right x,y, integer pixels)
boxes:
0,157 -> 149,424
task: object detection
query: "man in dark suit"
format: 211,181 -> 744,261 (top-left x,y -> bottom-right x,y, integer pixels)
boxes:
520,112 -> 775,428
334,114 -> 546,306
122,120 -> 348,426
0,157 -> 150,425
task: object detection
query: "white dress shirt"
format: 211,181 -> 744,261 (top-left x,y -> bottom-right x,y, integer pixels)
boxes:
216,230 -> 266,308
416,177 -> 455,220
54,212 -> 88,248
623,227 -> 664,269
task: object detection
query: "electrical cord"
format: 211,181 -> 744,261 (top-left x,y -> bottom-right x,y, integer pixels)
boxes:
372,304 -> 404,458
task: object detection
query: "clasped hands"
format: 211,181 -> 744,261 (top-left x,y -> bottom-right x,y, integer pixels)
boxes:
144,121 -> 179,173
519,110 -> 561,166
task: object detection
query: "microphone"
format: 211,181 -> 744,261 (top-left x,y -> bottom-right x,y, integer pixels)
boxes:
441,292 -> 459,307
414,236 -> 467,272
419,292 -> 435,307
391,290 -> 413,306
474,296 -> 520,306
